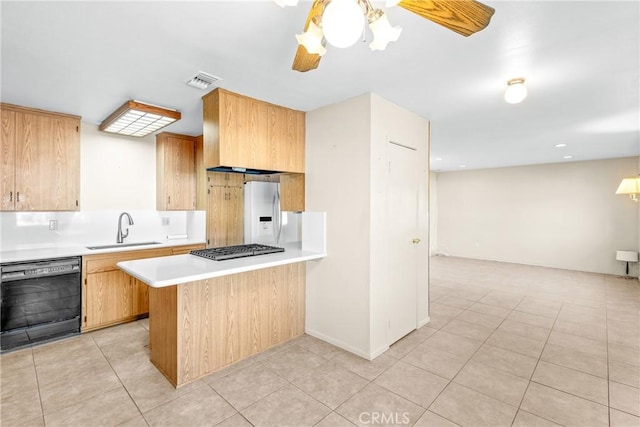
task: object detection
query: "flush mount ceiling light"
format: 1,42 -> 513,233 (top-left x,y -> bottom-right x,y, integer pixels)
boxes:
504,78 -> 528,104
100,100 -> 180,137
277,0 -> 495,72
616,175 -> 640,202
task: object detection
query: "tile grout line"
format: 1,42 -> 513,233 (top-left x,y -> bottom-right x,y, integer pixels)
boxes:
419,289 -> 527,423
88,332 -> 150,426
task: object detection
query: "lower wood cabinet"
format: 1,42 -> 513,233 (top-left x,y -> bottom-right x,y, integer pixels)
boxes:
82,244 -> 205,332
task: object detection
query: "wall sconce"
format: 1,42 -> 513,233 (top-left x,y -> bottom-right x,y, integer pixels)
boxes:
616,175 -> 640,202
616,250 -> 639,278
100,100 -> 181,137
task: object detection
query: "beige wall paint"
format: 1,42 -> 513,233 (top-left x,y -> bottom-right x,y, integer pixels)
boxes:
306,93 -> 430,359
80,123 -> 156,210
305,93 -> 373,357
435,157 -> 639,276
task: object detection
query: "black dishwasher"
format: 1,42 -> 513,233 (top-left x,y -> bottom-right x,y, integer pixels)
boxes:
1,257 -> 81,352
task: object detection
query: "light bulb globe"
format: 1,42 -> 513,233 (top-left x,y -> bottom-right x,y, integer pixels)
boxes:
322,0 -> 364,48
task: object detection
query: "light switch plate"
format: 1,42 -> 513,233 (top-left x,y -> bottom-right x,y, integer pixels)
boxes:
49,220 -> 58,231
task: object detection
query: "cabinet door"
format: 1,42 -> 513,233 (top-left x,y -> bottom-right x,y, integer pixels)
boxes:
208,186 -> 228,248
0,107 -> 16,210
14,111 -> 80,211
159,135 -> 196,210
280,173 -> 305,211
85,270 -> 133,329
132,278 -> 149,316
207,186 -> 244,247
208,172 -> 244,188
227,187 -> 244,245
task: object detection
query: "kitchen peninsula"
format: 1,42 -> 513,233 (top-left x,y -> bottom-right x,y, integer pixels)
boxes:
117,213 -> 326,388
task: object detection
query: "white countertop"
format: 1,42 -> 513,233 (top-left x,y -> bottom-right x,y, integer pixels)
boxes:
117,243 -> 326,288
0,239 -> 206,263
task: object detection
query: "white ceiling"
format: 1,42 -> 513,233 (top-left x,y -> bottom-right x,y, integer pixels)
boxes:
2,0 -> 638,171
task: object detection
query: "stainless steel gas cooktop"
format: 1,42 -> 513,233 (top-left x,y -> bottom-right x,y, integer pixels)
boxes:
189,244 -> 285,261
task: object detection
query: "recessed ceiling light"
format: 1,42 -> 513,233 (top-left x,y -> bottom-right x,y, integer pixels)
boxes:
555,143 -> 567,148
563,155 -> 573,159
432,157 -> 443,161
459,165 -> 467,168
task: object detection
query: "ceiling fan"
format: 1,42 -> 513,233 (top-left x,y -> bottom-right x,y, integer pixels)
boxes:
275,0 -> 495,72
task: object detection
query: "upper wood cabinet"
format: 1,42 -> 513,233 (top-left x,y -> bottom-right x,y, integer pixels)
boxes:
280,173 -> 305,212
1,103 -> 80,211
202,88 -> 305,174
156,132 -> 197,210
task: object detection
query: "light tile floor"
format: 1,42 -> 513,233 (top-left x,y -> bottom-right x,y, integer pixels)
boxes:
1,256 -> 639,426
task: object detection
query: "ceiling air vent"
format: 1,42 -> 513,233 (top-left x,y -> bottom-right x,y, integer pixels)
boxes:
186,71 -> 222,90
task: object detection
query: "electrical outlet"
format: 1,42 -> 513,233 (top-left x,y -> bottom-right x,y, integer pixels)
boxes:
161,217 -> 170,226
49,220 -> 58,231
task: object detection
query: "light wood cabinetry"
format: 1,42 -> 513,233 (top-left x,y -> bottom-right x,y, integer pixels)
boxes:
202,88 -> 305,174
149,262 -> 306,387
156,132 -> 197,210
82,244 -> 204,331
280,173 -> 305,211
1,103 -> 80,211
207,172 -> 243,248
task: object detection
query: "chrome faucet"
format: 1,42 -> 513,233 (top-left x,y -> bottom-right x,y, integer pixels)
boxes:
116,212 -> 134,244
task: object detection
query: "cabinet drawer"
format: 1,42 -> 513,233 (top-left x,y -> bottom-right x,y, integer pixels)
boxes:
84,248 -> 172,274
171,244 -> 205,255
208,172 -> 244,188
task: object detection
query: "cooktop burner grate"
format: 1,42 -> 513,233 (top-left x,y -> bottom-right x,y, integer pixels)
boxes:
190,244 -> 285,261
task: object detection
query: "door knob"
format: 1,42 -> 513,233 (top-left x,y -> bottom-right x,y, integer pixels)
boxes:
412,238 -> 421,244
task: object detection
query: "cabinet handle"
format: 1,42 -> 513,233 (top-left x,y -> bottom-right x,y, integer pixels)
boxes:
16,192 -> 19,202
168,195 -> 171,205
9,191 -> 12,202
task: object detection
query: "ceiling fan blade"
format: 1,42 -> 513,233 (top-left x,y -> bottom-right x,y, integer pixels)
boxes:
397,0 -> 495,37
292,0 -> 327,72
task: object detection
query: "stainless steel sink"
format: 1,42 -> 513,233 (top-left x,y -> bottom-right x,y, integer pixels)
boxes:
86,241 -> 163,250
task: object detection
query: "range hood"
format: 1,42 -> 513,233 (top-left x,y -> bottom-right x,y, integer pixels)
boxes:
207,166 -> 280,175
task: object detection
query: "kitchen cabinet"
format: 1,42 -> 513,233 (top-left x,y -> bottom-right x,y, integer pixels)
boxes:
245,173 -> 305,212
82,244 -> 204,331
207,172 -> 243,248
202,88 -> 305,174
156,132 -> 197,210
280,173 -> 305,211
1,103 -> 80,211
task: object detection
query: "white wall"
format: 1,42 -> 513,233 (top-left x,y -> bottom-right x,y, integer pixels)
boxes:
435,157 -> 639,276
80,123 -> 156,210
305,94 -> 373,356
306,93 -> 430,359
429,171 -> 438,256
369,94 -> 430,355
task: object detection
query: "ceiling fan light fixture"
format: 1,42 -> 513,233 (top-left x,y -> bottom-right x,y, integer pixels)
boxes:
322,0 -> 365,48
295,19 -> 327,56
504,78 -> 527,104
368,10 -> 402,51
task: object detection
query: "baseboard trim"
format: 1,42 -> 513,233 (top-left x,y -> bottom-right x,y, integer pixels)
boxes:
418,316 -> 431,329
305,328 -> 378,360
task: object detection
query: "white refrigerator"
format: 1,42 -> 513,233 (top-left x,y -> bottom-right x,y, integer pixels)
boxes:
243,181 -> 301,245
